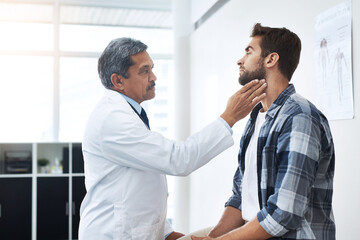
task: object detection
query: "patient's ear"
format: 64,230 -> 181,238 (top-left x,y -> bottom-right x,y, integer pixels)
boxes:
265,53 -> 279,68
110,73 -> 125,91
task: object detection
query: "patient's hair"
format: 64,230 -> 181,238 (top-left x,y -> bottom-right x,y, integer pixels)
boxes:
251,23 -> 301,81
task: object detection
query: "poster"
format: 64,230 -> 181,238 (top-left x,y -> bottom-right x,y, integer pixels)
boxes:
314,0 -> 353,120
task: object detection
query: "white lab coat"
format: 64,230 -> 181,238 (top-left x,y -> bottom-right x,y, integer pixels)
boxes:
78,89 -> 234,240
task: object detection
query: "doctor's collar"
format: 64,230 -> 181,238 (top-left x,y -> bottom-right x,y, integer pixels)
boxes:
119,92 -> 142,114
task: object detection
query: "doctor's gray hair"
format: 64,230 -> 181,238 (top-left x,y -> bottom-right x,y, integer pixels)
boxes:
98,37 -> 148,89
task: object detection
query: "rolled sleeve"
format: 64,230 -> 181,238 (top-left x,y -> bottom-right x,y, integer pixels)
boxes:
225,194 -> 242,209
257,209 -> 288,236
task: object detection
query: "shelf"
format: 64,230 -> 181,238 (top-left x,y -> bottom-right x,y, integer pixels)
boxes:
0,142 -> 86,240
0,173 -> 33,178
37,143 -> 68,174
0,143 -> 32,174
0,142 -> 84,175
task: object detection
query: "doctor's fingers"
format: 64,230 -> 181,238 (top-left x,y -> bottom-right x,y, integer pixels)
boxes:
239,81 -> 267,105
239,79 -> 265,95
249,80 -> 267,98
239,79 -> 266,98
231,82 -> 266,105
248,92 -> 267,110
226,84 -> 266,120
248,82 -> 267,107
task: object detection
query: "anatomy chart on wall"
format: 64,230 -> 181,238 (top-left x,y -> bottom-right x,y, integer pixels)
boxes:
314,0 -> 353,120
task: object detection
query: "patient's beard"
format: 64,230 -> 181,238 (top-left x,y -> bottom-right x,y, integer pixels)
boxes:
238,61 -> 266,86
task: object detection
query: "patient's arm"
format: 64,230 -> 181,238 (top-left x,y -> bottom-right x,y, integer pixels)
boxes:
208,206 -> 245,238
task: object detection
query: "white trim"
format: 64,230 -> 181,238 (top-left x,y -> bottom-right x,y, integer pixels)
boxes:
68,142 -> 73,239
32,143 -> 37,240
53,0 -> 60,141
194,0 -> 230,30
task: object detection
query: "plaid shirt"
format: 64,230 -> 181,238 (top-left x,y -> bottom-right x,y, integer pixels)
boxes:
225,84 -> 335,239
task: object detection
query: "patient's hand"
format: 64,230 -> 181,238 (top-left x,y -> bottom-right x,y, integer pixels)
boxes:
166,231 -> 185,240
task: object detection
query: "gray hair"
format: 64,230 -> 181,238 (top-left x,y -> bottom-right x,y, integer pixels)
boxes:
98,37 -> 148,89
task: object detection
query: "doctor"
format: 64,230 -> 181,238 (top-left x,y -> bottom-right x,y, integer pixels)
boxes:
78,37 -> 267,240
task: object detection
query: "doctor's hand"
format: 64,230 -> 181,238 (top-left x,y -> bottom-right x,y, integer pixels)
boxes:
166,231 -> 185,240
220,79 -> 267,127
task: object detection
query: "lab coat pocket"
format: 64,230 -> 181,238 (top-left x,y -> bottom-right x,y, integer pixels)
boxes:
131,220 -> 163,240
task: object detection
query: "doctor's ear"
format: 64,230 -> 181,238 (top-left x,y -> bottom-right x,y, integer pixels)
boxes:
110,73 -> 125,91
265,53 -> 279,67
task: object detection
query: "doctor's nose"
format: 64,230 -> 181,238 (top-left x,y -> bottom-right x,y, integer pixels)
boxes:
150,71 -> 157,82
237,57 -> 244,66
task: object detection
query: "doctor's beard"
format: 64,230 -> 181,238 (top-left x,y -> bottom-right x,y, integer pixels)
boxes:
238,61 -> 266,86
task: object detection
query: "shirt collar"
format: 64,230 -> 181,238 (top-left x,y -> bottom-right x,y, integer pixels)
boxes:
119,92 -> 142,114
250,84 -> 296,121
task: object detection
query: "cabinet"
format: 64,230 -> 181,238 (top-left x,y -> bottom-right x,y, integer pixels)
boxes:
0,178 -> 32,240
0,142 -> 85,240
37,177 -> 69,240
72,176 -> 86,239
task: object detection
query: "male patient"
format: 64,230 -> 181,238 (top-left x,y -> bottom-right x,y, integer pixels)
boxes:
188,23 -> 335,240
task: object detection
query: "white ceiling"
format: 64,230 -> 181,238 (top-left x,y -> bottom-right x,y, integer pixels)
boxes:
60,0 -> 172,11
0,0 -> 173,28
0,0 -> 172,10
61,4 -> 172,28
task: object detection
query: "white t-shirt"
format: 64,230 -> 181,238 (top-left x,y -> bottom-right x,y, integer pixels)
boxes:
241,110 -> 267,222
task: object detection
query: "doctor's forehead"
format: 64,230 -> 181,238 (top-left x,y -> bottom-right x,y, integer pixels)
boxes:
131,51 -> 154,67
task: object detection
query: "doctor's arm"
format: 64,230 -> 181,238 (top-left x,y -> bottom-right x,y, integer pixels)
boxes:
100,80 -> 266,175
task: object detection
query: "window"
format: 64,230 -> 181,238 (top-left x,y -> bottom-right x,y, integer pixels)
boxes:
60,24 -> 173,54
59,57 -> 102,141
0,22 -> 53,51
0,56 -> 53,142
0,2 -> 173,143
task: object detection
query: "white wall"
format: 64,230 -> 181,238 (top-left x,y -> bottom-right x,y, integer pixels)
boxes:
187,0 -> 360,239
190,0 -> 218,23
